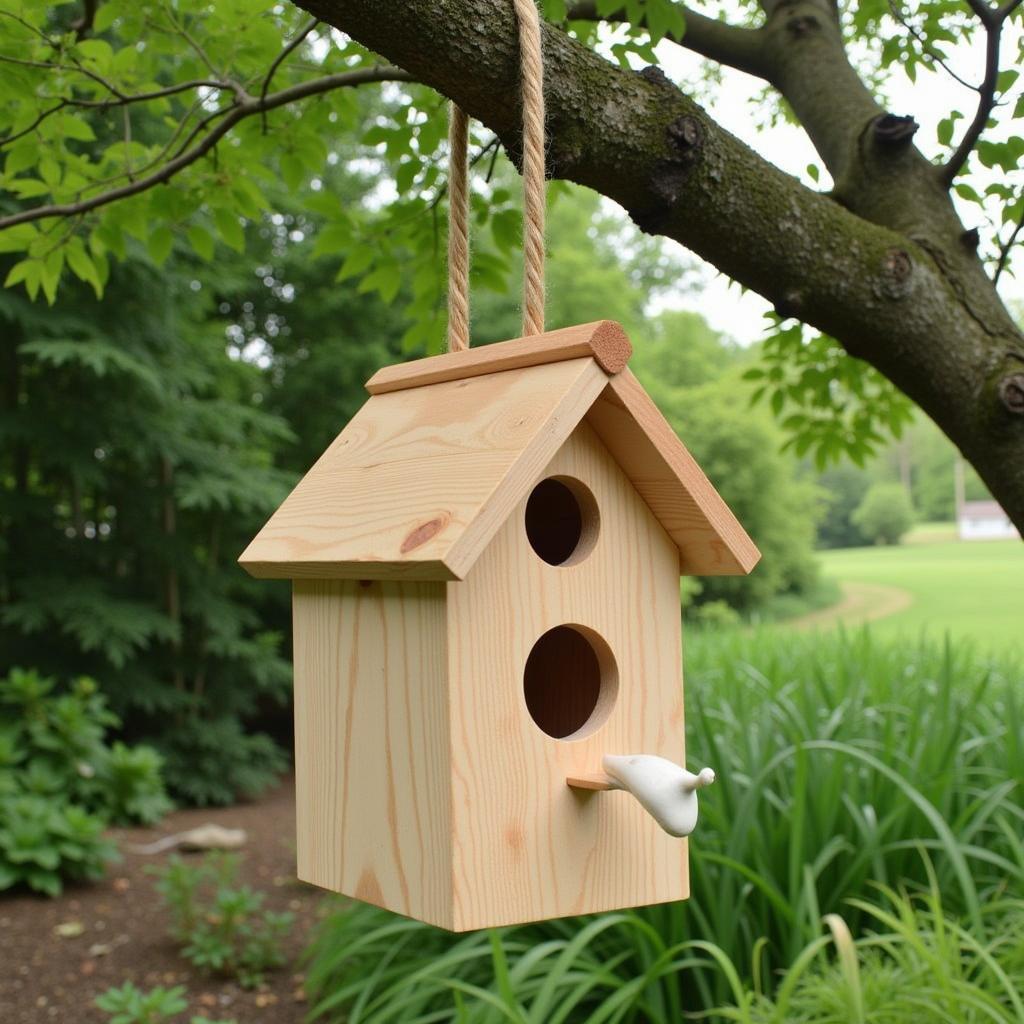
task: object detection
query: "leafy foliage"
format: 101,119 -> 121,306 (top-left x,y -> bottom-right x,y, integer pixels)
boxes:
0,0 -> 1022,472
743,317 -> 915,469
0,667 -> 170,895
631,327 -> 822,611
0,252 -> 296,805
305,629 -> 1024,1017
852,481 -> 915,545
152,852 -> 293,989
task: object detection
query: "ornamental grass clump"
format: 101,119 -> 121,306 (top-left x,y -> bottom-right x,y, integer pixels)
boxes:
303,628 -> 1024,1021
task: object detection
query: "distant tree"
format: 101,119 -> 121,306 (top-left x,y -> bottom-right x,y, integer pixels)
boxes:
852,483 -> 915,545
814,462 -> 871,549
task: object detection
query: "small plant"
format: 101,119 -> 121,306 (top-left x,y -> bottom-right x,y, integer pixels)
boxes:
94,983 -> 187,1024
94,982 -> 237,1024
153,852 -> 293,988
0,668 -> 172,894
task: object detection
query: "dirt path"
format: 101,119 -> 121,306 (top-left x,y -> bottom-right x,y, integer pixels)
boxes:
1,777 -> 331,1024
788,580 -> 913,632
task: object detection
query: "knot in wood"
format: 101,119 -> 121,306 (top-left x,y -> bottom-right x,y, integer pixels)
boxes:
883,248 -> 912,280
630,115 -> 703,235
774,288 -> 805,320
639,65 -> 675,90
873,248 -> 913,301
667,115 -> 703,153
873,113 -> 919,146
998,373 -> 1024,415
786,13 -> 820,36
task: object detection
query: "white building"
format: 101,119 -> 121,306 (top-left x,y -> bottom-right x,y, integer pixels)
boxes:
957,500 -> 1020,541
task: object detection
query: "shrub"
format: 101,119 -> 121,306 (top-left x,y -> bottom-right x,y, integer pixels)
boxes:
852,482 -> 915,545
152,852 -> 293,988
304,629 -> 1024,1018
0,668 -> 172,895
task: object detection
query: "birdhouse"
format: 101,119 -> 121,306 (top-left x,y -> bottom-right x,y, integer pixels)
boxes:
239,321 -> 759,931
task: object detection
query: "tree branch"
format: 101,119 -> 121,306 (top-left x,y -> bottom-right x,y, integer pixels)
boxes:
887,0 -> 979,92
565,1 -> 772,80
0,66 -> 413,231
289,0 -> 1024,535
942,13 -> 1003,183
261,17 -> 320,130
994,204 -> 1024,285
963,0 -> 998,26
0,78 -> 238,150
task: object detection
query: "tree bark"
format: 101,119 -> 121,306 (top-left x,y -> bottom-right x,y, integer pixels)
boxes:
294,0 -> 1024,533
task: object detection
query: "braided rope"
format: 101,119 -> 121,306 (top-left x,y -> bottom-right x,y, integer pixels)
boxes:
446,102 -> 471,352
446,0 -> 545,351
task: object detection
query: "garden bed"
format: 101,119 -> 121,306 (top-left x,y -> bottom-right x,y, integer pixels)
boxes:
1,777 -> 323,1024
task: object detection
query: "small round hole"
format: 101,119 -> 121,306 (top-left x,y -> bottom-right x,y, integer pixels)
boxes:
524,477 -> 599,566
522,625 -> 617,740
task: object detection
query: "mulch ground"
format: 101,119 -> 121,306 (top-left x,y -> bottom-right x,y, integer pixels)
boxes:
1,777 -> 333,1024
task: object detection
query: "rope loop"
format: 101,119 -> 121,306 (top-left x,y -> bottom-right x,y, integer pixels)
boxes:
447,0 -> 545,352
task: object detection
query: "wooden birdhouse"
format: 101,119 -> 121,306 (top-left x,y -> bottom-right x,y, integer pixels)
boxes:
239,321 -> 759,932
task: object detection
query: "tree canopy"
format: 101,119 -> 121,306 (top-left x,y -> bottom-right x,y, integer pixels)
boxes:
1,0 -> 1022,528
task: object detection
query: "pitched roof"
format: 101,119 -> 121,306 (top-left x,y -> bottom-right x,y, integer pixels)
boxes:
239,321 -> 760,581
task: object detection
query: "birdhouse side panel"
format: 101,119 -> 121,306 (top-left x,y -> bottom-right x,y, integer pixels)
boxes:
292,579 -> 454,928
446,420 -> 687,931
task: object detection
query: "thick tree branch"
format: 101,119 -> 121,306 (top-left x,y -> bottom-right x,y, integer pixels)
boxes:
0,66 -> 413,231
290,0 -> 1024,534
565,1 -> 772,80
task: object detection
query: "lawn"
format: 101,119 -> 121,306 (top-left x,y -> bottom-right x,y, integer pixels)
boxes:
807,534 -> 1024,650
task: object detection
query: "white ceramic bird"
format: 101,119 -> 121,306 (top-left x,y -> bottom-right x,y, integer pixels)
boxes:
601,754 -> 715,838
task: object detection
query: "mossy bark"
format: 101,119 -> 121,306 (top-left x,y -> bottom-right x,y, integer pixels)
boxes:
296,0 -> 1024,533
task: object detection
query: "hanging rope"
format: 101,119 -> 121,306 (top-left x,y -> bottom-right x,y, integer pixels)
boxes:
446,103 -> 471,353
446,0 -> 545,352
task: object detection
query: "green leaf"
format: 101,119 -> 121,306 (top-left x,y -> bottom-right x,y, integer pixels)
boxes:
93,3 -> 119,32
187,224 -> 216,262
334,244 -> 374,281
5,143 -> 39,177
65,238 -> 103,297
214,209 -> 245,253
147,226 -> 175,266
280,153 -> 304,192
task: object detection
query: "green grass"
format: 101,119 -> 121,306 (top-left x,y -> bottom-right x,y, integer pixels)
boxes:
903,521 -> 959,545
303,629 -> 1024,1023
812,537 -> 1024,650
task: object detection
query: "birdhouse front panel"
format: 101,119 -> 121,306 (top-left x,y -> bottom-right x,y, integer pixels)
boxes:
447,418 -> 686,931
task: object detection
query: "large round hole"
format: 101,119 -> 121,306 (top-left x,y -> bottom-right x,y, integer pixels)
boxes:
524,477 -> 599,566
522,625 -> 617,740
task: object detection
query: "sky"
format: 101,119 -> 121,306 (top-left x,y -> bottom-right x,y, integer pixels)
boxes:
603,19 -> 1024,343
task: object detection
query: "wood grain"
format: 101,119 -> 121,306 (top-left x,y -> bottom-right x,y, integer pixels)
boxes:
239,358 -> 607,580
292,579 -> 454,929
566,773 -> 616,791
586,369 -> 761,576
446,419 -> 688,930
365,320 -> 632,395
